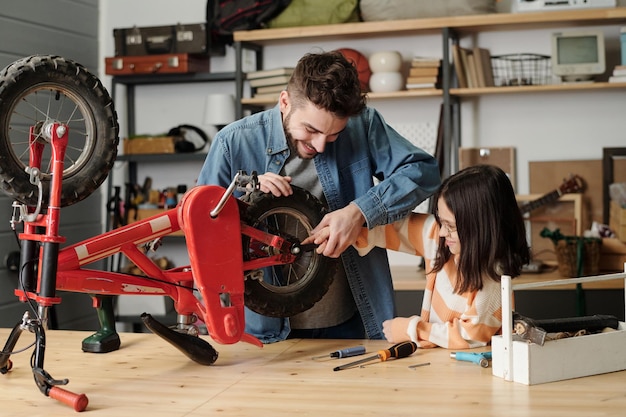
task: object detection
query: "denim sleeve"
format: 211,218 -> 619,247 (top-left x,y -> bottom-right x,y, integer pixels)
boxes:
352,109 -> 441,228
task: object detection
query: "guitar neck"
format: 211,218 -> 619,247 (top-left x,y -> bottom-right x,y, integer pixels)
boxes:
519,190 -> 561,215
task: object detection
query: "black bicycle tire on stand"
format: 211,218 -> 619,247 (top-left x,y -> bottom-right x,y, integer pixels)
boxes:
0,54 -> 119,207
241,187 -> 337,318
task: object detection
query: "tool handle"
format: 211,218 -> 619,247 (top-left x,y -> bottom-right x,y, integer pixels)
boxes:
451,352 -> 491,368
48,386 -> 89,412
331,345 -> 366,358
379,341 -> 417,361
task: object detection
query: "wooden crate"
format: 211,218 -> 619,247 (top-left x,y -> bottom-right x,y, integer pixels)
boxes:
610,200 -> 626,243
123,136 -> 176,155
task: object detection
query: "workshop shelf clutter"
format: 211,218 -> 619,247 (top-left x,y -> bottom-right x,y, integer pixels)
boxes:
492,269 -> 626,385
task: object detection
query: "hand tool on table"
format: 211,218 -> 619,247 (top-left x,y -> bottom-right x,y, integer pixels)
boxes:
512,312 -> 619,346
450,351 -> 492,368
333,341 -> 417,371
311,345 -> 366,360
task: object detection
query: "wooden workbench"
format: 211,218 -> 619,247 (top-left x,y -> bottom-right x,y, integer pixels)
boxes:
1,329 -> 625,416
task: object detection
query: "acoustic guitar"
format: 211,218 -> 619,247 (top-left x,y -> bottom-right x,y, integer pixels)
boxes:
519,174 -> 585,215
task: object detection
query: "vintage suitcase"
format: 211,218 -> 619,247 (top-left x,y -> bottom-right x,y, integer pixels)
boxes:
105,53 -> 211,76
114,23 -> 210,56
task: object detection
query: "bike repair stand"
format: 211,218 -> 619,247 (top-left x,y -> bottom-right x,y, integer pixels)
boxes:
0,123 -> 89,411
0,312 -> 88,411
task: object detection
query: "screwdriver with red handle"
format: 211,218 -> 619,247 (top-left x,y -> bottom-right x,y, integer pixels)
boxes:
333,341 -> 418,371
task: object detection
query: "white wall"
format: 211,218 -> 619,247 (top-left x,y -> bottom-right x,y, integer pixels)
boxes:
99,0 -> 626,268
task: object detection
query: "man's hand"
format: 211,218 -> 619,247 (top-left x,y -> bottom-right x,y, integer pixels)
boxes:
257,173 -> 292,196
305,203 -> 365,258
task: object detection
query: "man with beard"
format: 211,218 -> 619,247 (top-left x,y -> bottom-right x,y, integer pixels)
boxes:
197,50 -> 440,343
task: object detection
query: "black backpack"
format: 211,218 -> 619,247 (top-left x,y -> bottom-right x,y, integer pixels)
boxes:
207,0 -> 291,52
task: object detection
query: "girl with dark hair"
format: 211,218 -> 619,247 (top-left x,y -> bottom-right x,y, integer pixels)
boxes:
308,164 -> 530,349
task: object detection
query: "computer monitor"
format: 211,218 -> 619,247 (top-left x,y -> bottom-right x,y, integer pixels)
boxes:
551,30 -> 605,82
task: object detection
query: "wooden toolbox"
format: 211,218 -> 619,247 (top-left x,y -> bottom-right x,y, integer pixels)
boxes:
105,53 -> 210,76
492,272 -> 626,385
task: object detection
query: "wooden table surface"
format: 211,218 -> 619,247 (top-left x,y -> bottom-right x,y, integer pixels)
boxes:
1,329 -> 626,416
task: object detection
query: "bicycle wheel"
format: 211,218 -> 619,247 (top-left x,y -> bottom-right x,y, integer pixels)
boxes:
241,186 -> 338,318
0,55 -> 119,207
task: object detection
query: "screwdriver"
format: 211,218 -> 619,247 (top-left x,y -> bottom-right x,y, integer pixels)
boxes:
450,351 -> 492,368
311,345 -> 366,360
333,341 -> 418,371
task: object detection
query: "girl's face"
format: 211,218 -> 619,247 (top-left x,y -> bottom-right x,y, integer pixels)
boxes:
437,198 -> 461,255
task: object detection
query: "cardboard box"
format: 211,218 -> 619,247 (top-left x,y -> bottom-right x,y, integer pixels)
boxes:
492,273 -> 626,385
123,136 -> 176,155
610,200 -> 626,243
600,237 -> 626,271
460,147 -> 516,190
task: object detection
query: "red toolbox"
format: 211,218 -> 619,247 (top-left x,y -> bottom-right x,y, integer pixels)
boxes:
105,53 -> 211,76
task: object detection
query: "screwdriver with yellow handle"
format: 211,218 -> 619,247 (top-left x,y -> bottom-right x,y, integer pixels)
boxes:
333,341 -> 418,371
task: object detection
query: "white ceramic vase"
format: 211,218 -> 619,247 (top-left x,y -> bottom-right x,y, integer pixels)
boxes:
369,71 -> 404,93
368,51 -> 403,73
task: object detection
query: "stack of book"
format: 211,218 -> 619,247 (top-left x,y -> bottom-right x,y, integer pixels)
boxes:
405,57 -> 441,90
608,65 -> 626,83
451,45 -> 494,89
247,67 -> 294,99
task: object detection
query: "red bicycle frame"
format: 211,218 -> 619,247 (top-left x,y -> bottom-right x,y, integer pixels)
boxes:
1,122 -> 301,410
14,122 -> 286,346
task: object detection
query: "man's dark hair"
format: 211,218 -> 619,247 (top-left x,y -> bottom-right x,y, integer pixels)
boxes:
287,51 -> 366,118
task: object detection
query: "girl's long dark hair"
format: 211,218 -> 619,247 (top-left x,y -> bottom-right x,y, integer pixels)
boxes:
431,165 -> 530,293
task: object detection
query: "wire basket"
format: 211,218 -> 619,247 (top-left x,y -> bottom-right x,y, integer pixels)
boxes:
491,53 -> 551,87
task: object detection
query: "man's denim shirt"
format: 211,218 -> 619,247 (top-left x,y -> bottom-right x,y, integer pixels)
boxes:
197,105 -> 440,343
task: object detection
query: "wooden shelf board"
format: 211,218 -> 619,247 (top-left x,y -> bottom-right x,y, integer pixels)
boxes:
242,89 -> 443,106
234,8 -> 626,43
451,81 -> 626,96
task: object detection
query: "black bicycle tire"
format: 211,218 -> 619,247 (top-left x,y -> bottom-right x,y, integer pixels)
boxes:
241,187 -> 337,318
0,54 -> 119,207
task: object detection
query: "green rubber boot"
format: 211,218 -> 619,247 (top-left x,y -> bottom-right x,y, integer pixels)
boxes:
82,295 -> 121,353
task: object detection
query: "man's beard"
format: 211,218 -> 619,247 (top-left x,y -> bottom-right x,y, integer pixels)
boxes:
283,111 -> 312,160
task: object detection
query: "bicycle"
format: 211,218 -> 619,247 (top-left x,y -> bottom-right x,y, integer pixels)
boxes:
0,55 -> 335,411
